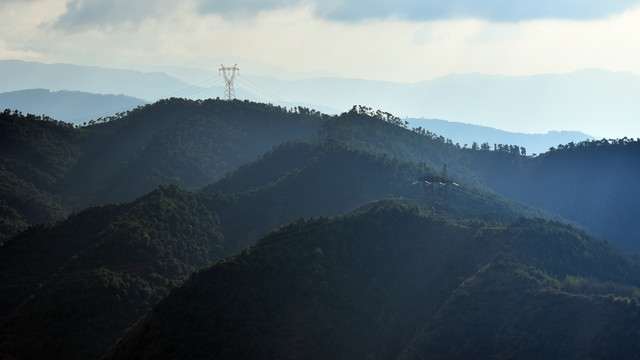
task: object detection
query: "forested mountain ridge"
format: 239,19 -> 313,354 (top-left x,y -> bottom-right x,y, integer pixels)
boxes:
2,100 -> 639,251
104,201 -> 640,360
0,99 -> 325,241
2,98 -> 640,359
59,98 -> 325,206
2,99 -> 639,252
0,186 -> 225,359
205,140 -> 560,226
320,106 -> 640,251
0,140 -> 563,360
0,109 -> 85,240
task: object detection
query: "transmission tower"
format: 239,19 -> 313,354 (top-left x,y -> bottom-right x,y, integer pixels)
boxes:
219,64 -> 239,100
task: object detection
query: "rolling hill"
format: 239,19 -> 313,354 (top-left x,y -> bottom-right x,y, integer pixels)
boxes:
318,106 -> 640,251
0,140 -> 558,360
2,97 -> 640,359
103,201 -> 640,360
1,100 -> 638,251
0,100 -> 324,241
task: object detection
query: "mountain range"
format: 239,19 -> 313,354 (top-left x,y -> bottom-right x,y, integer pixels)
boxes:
1,98 -> 639,359
0,89 -> 147,125
405,118 -> 594,155
2,59 -> 638,138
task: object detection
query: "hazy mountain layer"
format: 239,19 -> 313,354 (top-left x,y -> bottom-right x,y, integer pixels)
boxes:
3,60 -> 638,138
0,60 -> 197,101
0,89 -> 146,125
405,117 -> 594,155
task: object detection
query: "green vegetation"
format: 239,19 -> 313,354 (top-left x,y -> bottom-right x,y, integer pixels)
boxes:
316,106 -> 640,251
2,100 -> 638,250
0,99 -> 324,240
104,201 -> 640,359
0,185 -> 225,360
0,138 -> 562,360
2,99 -> 640,359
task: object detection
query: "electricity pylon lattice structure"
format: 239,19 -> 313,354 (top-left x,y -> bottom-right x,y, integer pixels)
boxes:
413,164 -> 460,201
219,64 -> 239,100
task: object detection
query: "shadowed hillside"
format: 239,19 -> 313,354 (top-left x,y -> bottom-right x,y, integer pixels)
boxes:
0,140 -> 560,360
104,202 -> 640,360
0,99 -> 324,241
3,100 -> 637,250
319,106 -> 640,251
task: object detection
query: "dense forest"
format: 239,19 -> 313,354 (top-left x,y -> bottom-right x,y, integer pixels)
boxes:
104,202 -> 640,360
1,99 -> 640,359
0,139 -> 557,360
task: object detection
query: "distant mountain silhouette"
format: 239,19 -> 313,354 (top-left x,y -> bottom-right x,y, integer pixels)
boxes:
0,60 -> 214,101
3,60 -> 639,138
405,118 -> 594,155
0,89 -> 146,125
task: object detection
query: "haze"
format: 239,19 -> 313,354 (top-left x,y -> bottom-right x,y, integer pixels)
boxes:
2,0 -> 640,138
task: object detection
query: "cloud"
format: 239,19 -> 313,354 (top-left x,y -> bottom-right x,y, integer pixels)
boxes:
0,39 -> 42,59
315,0 -> 640,22
195,0 -> 640,22
196,0 -> 299,18
49,0 -> 176,31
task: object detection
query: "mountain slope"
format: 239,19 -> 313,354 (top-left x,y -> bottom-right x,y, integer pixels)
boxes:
0,60 -> 196,101
0,89 -> 146,125
317,108 -> 640,251
400,253 -> 640,359
0,186 -> 225,360
104,201 -> 640,360
3,100 -> 637,252
405,117 -> 594,155
511,140 -> 640,251
0,99 -> 326,240
0,109 -> 86,241
0,140 -> 562,360
206,140 -> 559,229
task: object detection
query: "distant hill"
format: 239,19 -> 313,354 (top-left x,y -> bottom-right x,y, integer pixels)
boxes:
0,89 -> 147,125
214,68 -> 640,138
405,118 -> 594,155
0,60 -> 213,101
103,201 -> 640,360
3,61 -> 639,138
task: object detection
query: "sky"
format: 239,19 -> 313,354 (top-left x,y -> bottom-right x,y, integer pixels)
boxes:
2,0 -> 640,138
3,0 -> 640,82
